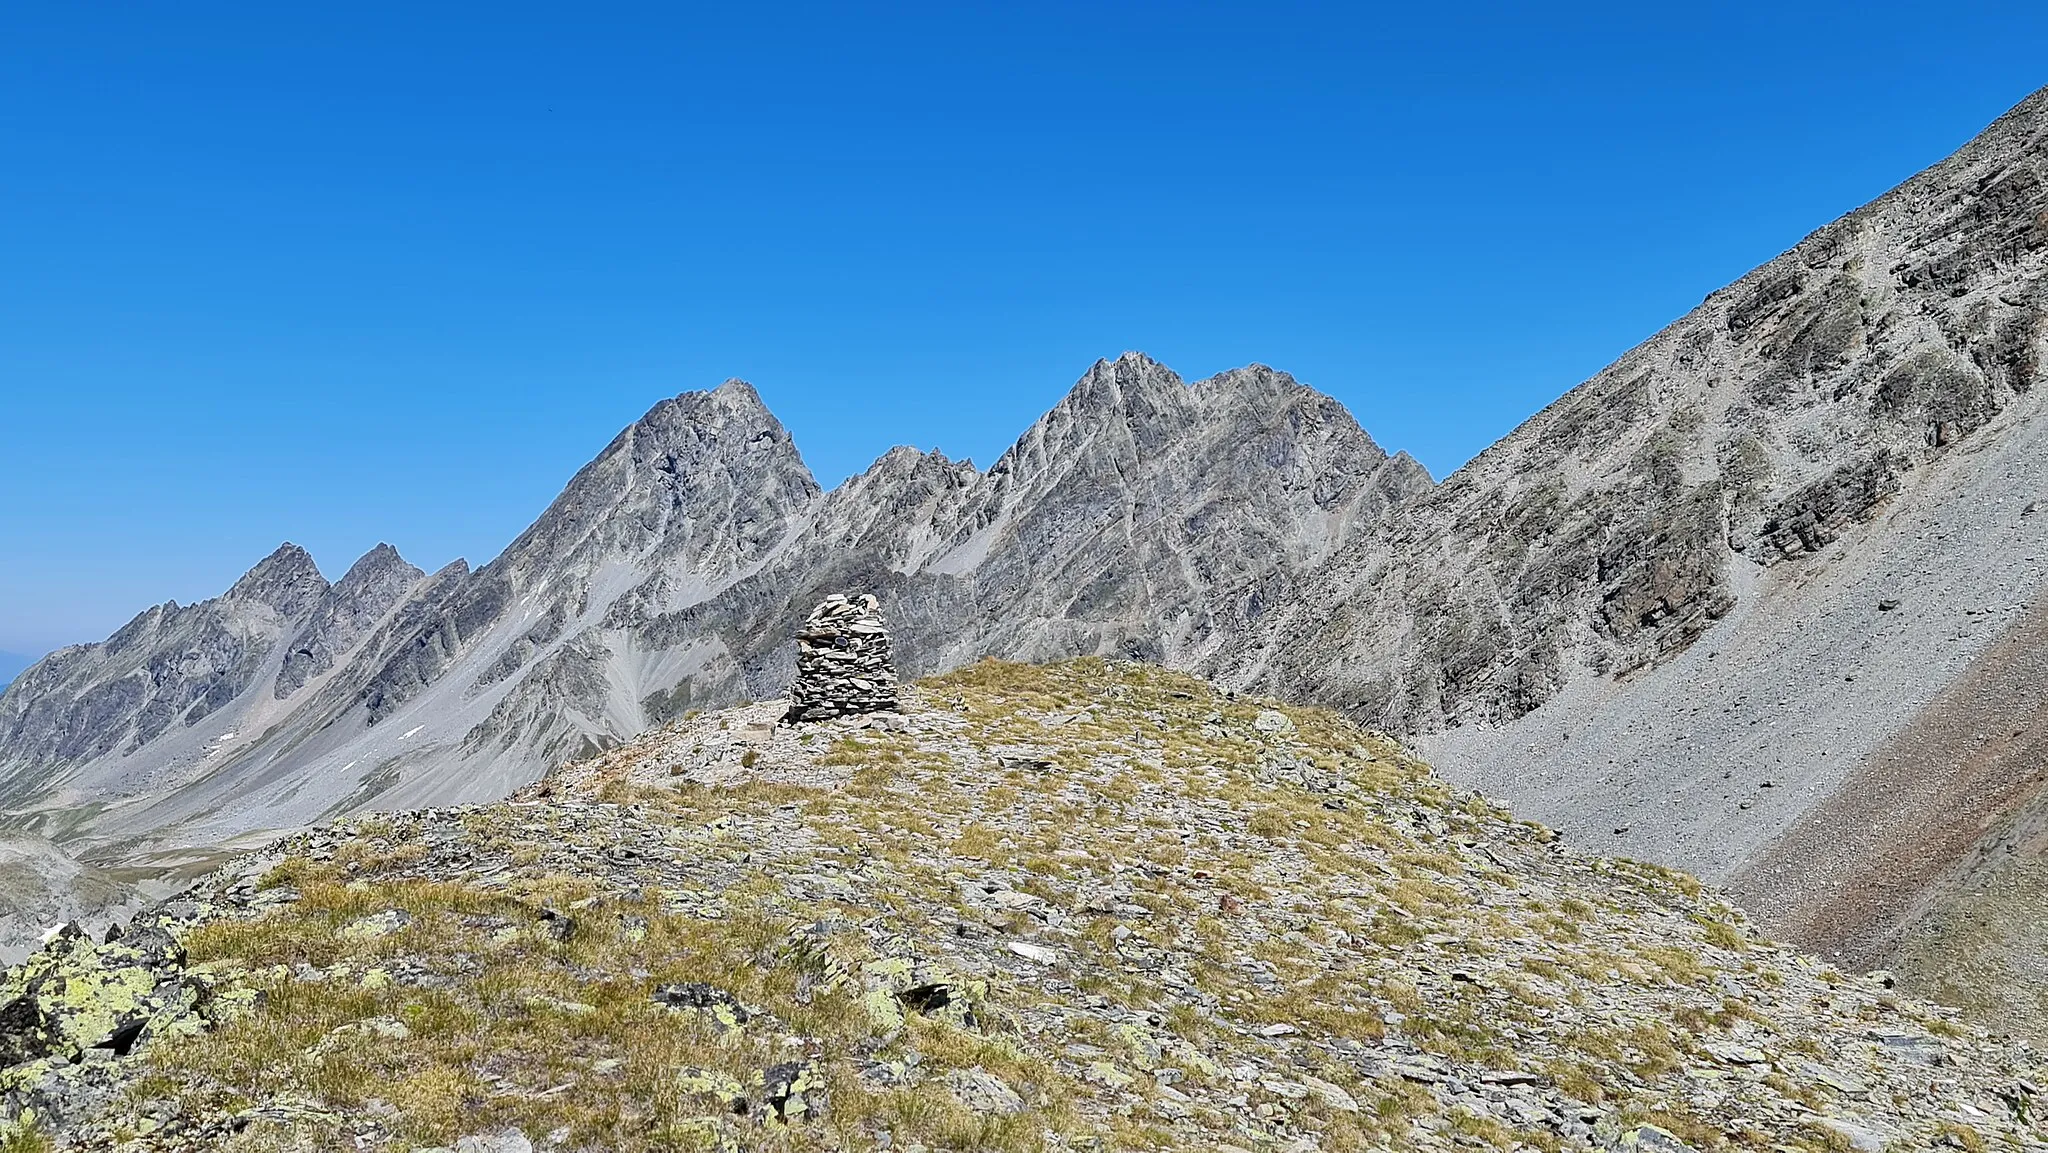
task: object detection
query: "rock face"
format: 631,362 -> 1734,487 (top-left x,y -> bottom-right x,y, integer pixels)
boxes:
0,544 -> 329,776
1385,84 -> 2048,1036
783,594 -> 898,722
273,543 -> 425,700
0,541 -> 426,838
0,85 -> 2045,1040
1248,81 -> 2048,738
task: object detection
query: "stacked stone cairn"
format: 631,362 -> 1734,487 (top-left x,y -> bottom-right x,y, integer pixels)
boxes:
783,593 -> 899,722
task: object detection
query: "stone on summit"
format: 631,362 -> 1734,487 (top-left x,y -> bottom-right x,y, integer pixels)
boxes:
783,593 -> 899,722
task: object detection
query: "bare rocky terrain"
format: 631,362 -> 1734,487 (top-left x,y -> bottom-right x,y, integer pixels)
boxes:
0,359 -> 1426,872
2,84 -> 2046,1054
0,836 -> 150,967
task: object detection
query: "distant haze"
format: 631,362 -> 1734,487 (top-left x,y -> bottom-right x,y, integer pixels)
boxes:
0,653 -> 36,689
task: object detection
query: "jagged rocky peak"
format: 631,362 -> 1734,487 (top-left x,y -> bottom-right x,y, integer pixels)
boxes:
1052,349 -> 1190,420
1199,363 -> 1406,458
1200,362 -> 1434,513
625,379 -> 816,491
1196,361 -> 1337,410
0,544 -> 346,774
346,383 -> 836,735
314,543 -> 423,609
831,444 -> 980,506
866,443 -> 976,481
274,544 -> 427,700
993,351 -> 1401,488
778,445 -> 982,563
221,542 -> 328,619
493,380 -> 823,582
343,542 -> 410,577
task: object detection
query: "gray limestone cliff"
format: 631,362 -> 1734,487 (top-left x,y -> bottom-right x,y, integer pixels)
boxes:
273,544 -> 424,700
0,544 -> 329,793
0,542 -> 427,845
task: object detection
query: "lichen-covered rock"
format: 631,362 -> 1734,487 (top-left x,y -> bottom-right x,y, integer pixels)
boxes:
945,1067 -> 1025,1114
0,922 -> 189,1066
0,912 -> 221,1133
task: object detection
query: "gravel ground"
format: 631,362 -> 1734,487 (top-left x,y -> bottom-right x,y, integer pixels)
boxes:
1423,393 -> 2048,1041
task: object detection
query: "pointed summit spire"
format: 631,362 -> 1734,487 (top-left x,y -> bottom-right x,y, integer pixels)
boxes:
225,543 -> 328,617
1047,351 -> 1190,422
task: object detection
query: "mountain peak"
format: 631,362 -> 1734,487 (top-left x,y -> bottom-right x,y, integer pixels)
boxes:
334,542 -> 413,583
638,378 -> 777,427
236,540 -> 316,576
224,543 -> 328,618
1090,348 -> 1181,384
334,542 -> 423,589
620,380 -> 801,466
1040,351 -> 1191,429
273,544 -> 428,700
633,383 -> 811,485
1195,362 -> 1308,406
709,377 -> 764,403
474,378 -> 823,597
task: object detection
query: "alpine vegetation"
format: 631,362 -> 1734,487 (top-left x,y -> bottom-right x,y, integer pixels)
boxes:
3,661 -> 2039,1150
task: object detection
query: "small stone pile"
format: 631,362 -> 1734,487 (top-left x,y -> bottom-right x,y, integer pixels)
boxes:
783,593 -> 898,722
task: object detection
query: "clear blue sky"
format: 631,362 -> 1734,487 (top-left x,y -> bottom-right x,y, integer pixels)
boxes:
3,3 -> 2044,656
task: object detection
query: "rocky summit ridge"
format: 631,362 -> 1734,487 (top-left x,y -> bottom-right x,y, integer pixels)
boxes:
0,353 -> 1427,876
4,660 -> 2041,1152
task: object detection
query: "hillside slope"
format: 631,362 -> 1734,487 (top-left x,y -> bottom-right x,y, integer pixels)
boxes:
1262,83 -> 2046,737
1371,84 -> 2048,1034
2,662 -> 2039,1152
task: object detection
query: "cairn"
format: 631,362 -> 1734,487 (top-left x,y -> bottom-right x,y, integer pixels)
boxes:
783,593 -> 899,722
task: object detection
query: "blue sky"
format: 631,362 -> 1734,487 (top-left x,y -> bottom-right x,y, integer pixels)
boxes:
3,3 -> 2045,655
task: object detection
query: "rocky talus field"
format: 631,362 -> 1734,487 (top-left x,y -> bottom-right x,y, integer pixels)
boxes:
3,662 -> 2041,1152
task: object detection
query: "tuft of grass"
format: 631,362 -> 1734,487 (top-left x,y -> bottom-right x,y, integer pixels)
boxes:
162,867 -> 906,1148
